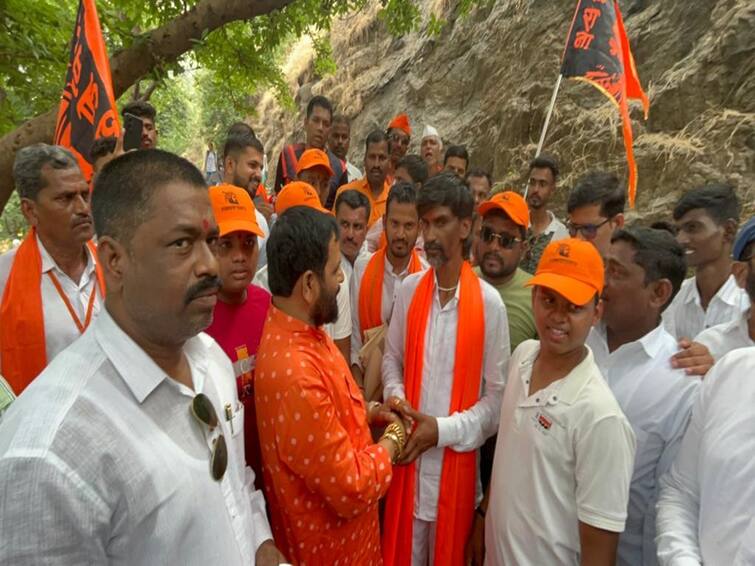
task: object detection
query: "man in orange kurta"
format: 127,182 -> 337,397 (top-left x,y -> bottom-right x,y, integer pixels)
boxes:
255,206 -> 407,565
334,130 -> 392,228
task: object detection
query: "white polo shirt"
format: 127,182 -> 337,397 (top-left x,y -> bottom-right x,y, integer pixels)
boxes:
662,275 -> 750,340
587,324 -> 700,566
694,310 -> 753,362
656,347 -> 755,566
485,340 -> 636,566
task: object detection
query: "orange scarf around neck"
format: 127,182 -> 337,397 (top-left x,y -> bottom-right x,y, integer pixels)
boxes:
0,228 -> 105,394
382,261 -> 485,566
358,246 -> 423,338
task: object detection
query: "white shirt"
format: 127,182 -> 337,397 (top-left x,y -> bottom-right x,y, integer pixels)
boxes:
253,263 -> 351,340
350,250 -> 429,366
255,210 -> 270,270
0,308 -> 271,565
485,340 -> 636,566
382,270 -> 510,521
0,236 -> 101,374
587,324 -> 700,566
346,161 -> 362,183
544,210 -> 569,241
694,310 -> 753,362
656,347 -> 755,566
205,150 -> 218,173
663,275 -> 750,340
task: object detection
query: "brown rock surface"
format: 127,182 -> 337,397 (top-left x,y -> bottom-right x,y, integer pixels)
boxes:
256,0 -> 754,220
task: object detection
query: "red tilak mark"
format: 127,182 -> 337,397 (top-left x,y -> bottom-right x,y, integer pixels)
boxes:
202,218 -> 210,230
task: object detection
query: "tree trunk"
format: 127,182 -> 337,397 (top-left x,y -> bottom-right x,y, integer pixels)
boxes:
0,0 -> 295,213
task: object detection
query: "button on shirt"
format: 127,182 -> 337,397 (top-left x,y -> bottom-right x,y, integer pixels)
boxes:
694,310 -> 754,362
255,305 -> 392,565
663,275 -> 750,340
656,347 -> 755,566
382,271 -> 510,521
350,250 -> 429,366
0,236 -> 101,373
485,340 -> 636,566
0,308 -> 271,564
587,324 -> 700,566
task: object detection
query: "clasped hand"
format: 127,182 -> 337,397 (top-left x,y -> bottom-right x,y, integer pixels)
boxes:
382,396 -> 439,465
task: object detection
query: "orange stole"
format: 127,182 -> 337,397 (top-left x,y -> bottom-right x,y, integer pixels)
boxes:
358,247 -> 423,338
382,262 -> 485,565
0,229 -> 105,394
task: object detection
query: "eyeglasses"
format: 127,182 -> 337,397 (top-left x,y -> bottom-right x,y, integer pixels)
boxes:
390,133 -> 410,147
567,218 -> 611,240
480,226 -> 523,249
190,393 -> 228,481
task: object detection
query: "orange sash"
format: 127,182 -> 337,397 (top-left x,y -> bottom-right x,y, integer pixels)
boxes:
358,247 -> 423,338
382,262 -> 485,566
0,229 -> 105,394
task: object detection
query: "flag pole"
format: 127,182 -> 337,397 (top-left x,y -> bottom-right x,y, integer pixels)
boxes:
525,73 -> 563,199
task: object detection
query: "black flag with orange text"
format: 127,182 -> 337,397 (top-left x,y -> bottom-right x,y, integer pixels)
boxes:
561,0 -> 648,207
54,0 -> 120,183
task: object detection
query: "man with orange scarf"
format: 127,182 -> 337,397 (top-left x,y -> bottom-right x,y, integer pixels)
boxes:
0,144 -> 104,394
382,172 -> 510,565
351,182 -> 428,400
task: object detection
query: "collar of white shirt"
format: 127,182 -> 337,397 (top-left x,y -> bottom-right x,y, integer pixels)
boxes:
37,234 -> 96,280
517,342 -> 597,406
593,321 -> 668,361
682,274 -> 742,307
94,307 -> 208,403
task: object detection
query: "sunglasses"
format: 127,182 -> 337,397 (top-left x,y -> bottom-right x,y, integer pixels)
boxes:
566,218 -> 611,240
190,393 -> 228,481
480,226 -> 523,249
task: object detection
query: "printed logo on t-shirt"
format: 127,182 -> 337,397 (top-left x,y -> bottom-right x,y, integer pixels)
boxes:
234,344 -> 256,400
532,411 -> 554,435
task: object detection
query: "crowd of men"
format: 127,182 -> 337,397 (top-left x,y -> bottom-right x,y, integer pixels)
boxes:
0,93 -> 752,566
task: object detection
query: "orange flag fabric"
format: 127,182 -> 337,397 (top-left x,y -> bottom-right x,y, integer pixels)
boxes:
54,0 -> 120,183
382,262 -> 485,566
561,0 -> 649,207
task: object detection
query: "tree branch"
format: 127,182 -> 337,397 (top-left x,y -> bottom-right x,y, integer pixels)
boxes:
0,0 -> 296,213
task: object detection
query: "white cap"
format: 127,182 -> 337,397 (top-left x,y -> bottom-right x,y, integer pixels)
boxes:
422,125 -> 440,139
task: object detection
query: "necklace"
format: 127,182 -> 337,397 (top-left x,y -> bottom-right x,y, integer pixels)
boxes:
436,278 -> 459,293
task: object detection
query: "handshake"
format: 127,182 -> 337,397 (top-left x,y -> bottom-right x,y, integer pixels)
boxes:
367,397 -> 439,465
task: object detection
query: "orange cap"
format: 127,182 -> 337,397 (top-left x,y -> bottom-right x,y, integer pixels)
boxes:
387,113 -> 412,135
525,238 -> 604,305
209,184 -> 265,238
478,191 -> 530,228
295,149 -> 334,177
275,181 -> 332,215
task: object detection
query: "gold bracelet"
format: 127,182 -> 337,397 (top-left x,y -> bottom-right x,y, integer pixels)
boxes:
384,422 -> 406,447
380,431 -> 402,462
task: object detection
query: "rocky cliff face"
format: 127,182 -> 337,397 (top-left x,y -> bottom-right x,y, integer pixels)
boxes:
255,0 -> 754,219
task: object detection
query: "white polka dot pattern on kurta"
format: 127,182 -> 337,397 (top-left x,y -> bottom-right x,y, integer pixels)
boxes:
255,305 -> 391,565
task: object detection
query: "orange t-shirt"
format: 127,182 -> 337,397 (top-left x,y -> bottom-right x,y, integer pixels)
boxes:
255,305 -> 392,564
334,177 -> 390,227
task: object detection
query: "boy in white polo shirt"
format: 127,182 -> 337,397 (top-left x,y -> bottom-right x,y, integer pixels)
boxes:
474,238 -> 636,566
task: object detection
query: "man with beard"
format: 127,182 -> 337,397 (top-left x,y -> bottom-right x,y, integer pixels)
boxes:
0,144 -> 104,394
663,183 -> 748,341
694,216 -> 755,360
387,113 -> 412,181
218,133 -> 271,269
335,130 -> 392,228
121,101 -> 158,150
334,189 -> 371,281
585,227 -> 699,566
254,206 -> 408,565
443,145 -> 469,179
0,149 -> 283,564
328,114 -> 362,181
205,185 -> 270,490
273,95 -> 348,207
420,125 -> 444,178
475,191 -> 537,352
466,168 -> 493,207
381,173 -> 509,565
520,154 -> 568,273
351,183 -> 428,401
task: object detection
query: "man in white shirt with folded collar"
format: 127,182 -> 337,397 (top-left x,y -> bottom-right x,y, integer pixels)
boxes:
663,183 -> 749,340
656,344 -> 755,565
0,149 -> 282,565
587,226 -> 700,566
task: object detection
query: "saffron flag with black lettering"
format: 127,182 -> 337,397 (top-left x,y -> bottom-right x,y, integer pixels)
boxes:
561,0 -> 648,206
54,0 -> 120,183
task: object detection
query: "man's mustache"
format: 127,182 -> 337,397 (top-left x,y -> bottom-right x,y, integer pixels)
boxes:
184,276 -> 222,305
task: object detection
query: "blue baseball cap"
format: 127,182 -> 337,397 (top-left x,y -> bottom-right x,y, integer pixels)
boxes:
733,217 -> 755,260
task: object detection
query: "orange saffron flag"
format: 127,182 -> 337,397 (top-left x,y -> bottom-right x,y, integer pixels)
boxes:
561,0 -> 649,207
54,0 -> 120,183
